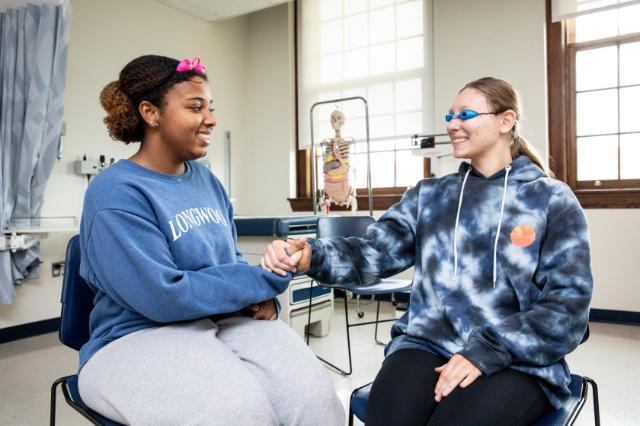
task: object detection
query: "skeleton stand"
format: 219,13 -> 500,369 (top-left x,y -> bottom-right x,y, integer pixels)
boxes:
308,97 -> 373,347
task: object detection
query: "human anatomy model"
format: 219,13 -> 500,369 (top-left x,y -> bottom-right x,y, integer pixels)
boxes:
319,110 -> 357,214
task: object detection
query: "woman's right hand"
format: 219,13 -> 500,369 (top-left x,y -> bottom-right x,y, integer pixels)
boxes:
260,238 -> 312,276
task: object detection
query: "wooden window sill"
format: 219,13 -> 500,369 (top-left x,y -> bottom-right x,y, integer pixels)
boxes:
574,189 -> 640,208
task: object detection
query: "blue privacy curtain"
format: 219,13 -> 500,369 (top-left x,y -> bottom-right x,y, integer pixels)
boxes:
0,2 -> 70,304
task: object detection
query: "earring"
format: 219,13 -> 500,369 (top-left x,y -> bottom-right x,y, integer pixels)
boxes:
150,121 -> 158,128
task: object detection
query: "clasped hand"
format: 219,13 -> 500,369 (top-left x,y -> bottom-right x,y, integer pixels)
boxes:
247,299 -> 277,320
260,238 -> 312,276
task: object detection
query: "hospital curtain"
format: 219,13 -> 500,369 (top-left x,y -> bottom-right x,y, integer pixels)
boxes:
0,1 -> 70,304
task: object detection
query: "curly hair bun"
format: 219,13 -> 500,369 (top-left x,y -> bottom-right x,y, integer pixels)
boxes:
100,55 -> 207,144
100,80 -> 142,143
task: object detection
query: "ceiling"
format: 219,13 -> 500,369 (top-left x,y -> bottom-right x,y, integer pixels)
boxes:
154,0 -> 291,22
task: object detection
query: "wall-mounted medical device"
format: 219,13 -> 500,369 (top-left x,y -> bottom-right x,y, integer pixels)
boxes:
74,155 -> 115,179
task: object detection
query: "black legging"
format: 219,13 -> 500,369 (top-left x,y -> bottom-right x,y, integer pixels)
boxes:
366,349 -> 551,426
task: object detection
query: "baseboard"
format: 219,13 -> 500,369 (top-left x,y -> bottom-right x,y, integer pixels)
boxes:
0,318 -> 60,344
589,309 -> 640,325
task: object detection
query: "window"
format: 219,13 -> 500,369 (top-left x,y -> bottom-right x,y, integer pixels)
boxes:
292,0 -> 432,211
548,0 -> 640,207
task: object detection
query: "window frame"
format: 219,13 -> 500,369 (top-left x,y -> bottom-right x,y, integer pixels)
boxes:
289,0 -> 431,212
546,0 -> 640,208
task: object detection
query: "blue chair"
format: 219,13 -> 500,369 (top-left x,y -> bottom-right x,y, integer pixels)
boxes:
50,235 -> 123,426
306,216 -> 412,375
349,374 -> 600,425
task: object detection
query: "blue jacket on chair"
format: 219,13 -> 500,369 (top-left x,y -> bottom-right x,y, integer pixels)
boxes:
307,155 -> 593,408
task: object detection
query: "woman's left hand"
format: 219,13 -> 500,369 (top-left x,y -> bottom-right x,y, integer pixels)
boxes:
249,299 -> 277,320
434,354 -> 482,402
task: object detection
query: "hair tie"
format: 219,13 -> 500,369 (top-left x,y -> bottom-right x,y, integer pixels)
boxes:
176,56 -> 206,74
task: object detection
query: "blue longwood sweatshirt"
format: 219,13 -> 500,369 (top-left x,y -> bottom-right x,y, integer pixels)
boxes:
78,160 -> 290,369
306,156 -> 593,408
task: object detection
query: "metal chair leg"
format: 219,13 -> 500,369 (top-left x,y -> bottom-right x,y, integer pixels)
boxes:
306,281 -> 313,345
50,376 -> 67,426
316,293 -> 353,375
584,376 -> 600,426
374,299 -> 386,345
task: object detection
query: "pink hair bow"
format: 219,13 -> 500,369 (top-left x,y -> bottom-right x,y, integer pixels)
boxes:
176,56 -> 206,74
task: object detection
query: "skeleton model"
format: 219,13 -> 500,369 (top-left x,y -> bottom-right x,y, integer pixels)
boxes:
319,110 -> 357,214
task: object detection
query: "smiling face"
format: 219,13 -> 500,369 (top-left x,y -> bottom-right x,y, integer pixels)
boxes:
156,77 -> 216,162
446,87 -> 511,163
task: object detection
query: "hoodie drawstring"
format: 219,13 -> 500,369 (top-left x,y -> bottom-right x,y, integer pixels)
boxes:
452,168 -> 471,281
493,165 -> 511,287
452,165 -> 511,287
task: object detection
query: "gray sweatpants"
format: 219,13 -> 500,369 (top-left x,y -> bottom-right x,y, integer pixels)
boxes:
78,317 -> 345,426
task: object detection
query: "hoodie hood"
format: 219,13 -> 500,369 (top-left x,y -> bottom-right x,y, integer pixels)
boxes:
458,155 -> 547,182
453,156 -> 546,287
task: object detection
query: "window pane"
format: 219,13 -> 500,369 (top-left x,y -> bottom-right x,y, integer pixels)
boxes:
344,13 -> 368,49
321,53 -> 343,83
370,151 -> 395,187
395,78 -> 422,111
321,20 -> 343,54
316,91 -> 339,120
368,83 -> 394,114
370,114 -> 395,138
370,0 -> 394,9
575,9 -> 617,43
619,41 -> 640,86
620,133 -> 640,179
341,87 -> 367,118
576,89 -> 618,136
321,0 -> 343,21
620,86 -> 640,133
575,46 -> 617,91
344,48 -> 369,79
396,149 -> 423,187
370,42 -> 395,75
345,0 -> 367,15
343,117 -> 366,140
396,1 -> 423,39
370,7 -> 395,43
397,36 -> 423,70
396,111 -> 422,135
577,135 -> 618,181
368,138 -> 396,151
619,4 -> 640,36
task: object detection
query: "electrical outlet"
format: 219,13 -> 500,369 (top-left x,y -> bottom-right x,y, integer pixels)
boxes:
52,261 -> 65,277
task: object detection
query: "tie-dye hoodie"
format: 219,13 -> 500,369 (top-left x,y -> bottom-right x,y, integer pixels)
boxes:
306,155 -> 593,408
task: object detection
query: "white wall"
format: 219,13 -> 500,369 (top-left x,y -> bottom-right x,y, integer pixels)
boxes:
432,0 -> 548,174
237,3 -> 296,216
0,0 -> 252,328
585,210 -> 640,312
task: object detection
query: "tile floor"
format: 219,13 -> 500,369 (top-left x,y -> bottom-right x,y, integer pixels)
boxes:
0,299 -> 638,425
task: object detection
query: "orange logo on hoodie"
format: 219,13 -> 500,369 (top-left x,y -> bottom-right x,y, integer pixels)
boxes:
510,225 -> 536,247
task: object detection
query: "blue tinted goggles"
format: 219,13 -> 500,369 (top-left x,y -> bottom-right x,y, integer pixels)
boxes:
445,109 -> 498,122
